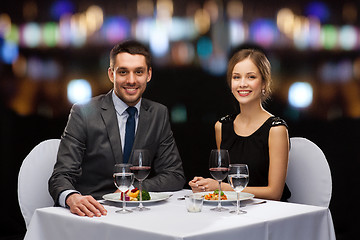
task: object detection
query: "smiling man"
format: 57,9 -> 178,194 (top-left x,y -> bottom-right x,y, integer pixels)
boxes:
49,40 -> 185,217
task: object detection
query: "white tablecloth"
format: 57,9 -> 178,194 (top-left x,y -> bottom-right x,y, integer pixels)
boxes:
24,189 -> 336,240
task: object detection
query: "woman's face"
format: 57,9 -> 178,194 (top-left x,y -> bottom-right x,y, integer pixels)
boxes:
231,58 -> 264,105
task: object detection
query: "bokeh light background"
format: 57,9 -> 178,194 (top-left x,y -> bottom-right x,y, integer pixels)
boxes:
1,1 -> 359,239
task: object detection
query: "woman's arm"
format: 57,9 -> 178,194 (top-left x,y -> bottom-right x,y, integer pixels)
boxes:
243,125 -> 289,200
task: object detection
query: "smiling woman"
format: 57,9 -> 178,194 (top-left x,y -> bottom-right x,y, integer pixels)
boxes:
189,48 -> 291,202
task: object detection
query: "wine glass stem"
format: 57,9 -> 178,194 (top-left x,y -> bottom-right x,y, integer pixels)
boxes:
217,180 -> 222,208
237,191 -> 240,213
122,192 -> 126,211
139,180 -> 143,208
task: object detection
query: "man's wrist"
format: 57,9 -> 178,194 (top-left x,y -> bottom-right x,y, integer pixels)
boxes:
59,190 -> 80,208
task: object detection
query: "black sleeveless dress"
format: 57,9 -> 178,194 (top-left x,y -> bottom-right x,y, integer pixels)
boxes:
220,115 -> 291,201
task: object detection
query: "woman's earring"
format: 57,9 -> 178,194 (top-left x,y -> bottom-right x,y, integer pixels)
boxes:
262,89 -> 265,95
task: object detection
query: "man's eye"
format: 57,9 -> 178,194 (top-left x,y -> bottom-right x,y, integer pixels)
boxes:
136,71 -> 144,75
118,71 -> 127,75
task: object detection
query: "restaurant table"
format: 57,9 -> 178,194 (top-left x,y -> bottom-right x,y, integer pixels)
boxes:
24,189 -> 335,240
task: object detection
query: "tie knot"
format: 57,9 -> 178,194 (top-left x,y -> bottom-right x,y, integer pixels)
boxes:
126,106 -> 137,117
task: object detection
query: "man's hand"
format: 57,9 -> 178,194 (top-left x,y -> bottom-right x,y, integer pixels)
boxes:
66,193 -> 107,217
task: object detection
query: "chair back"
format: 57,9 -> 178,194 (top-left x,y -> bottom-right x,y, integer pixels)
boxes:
18,139 -> 60,228
286,137 -> 332,207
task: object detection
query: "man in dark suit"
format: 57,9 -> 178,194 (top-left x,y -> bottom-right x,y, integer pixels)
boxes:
49,40 -> 185,217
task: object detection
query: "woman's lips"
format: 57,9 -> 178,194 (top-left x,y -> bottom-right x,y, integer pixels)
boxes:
238,90 -> 251,97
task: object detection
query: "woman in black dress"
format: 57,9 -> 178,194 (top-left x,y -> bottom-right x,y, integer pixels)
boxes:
189,49 -> 290,201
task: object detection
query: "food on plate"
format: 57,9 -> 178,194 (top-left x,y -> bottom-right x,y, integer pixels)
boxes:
119,188 -> 151,201
204,190 -> 228,201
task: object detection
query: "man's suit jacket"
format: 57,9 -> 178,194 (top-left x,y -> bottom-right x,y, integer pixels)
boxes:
49,91 -> 185,202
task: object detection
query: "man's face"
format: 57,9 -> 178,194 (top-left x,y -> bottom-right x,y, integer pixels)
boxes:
108,52 -> 152,106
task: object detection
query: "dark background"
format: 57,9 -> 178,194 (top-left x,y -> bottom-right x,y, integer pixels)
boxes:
1,0 -> 360,239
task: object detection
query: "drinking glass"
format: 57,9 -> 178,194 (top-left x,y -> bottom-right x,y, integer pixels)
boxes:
130,149 -> 151,211
209,149 -> 230,211
113,163 -> 134,213
228,164 -> 249,214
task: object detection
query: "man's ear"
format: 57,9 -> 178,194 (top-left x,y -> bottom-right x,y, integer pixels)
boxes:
147,67 -> 152,83
108,67 -> 114,83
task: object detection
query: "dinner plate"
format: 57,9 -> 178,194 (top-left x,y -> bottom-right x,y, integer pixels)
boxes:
199,191 -> 254,202
102,192 -> 171,203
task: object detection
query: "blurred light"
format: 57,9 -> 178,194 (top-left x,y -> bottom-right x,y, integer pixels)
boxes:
339,25 -> 357,50
12,55 -> 27,78
149,22 -> 169,57
67,79 -> 92,104
197,36 -> 213,59
42,59 -> 61,80
156,0 -> 173,20
293,16 -> 310,50
250,19 -> 277,47
319,62 -> 337,83
51,0 -> 75,20
308,17 -> 322,49
85,5 -> 104,35
229,20 -> 246,46
277,8 -> 295,38
70,13 -> 87,47
137,0 -> 154,17
171,104 -> 187,123
343,3 -> 357,24
227,0 -> 243,19
194,9 -> 211,35
204,0 -> 220,23
353,57 -> 360,81
59,14 -> 72,46
27,57 -> 43,80
288,82 -> 313,108
5,24 -> 19,44
21,22 -> 42,48
337,60 -> 353,83
23,1 -> 38,21
102,17 -> 130,44
207,54 -> 227,76
134,18 -> 152,42
0,40 -> 19,64
171,41 -> 195,65
43,22 -> 59,47
321,24 -> 337,50
168,18 -> 197,41
305,1 -> 330,23
0,13 -> 11,37
186,2 -> 201,17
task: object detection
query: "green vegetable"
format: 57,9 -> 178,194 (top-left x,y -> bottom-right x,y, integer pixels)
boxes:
137,190 -> 151,201
213,189 -> 224,196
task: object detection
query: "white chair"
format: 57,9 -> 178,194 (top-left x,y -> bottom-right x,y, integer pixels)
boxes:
286,137 -> 332,207
18,139 -> 60,228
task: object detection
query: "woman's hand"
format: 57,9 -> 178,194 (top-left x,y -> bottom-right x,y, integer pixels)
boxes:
189,177 -> 219,192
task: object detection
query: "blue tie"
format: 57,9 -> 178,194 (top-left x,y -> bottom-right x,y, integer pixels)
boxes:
123,107 -> 137,163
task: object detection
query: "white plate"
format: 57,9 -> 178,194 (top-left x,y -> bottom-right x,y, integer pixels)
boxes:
102,192 -> 171,203
199,191 -> 254,202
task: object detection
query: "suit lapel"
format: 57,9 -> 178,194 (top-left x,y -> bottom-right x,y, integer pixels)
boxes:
133,99 -> 151,151
100,91 -> 123,164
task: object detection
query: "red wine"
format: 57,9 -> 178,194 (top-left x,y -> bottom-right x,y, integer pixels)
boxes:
130,166 -> 151,181
209,167 -> 230,181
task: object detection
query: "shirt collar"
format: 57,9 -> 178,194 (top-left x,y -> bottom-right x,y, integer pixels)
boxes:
112,90 -> 141,116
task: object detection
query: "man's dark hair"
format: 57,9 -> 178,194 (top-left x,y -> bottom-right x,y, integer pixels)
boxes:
109,40 -> 152,70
